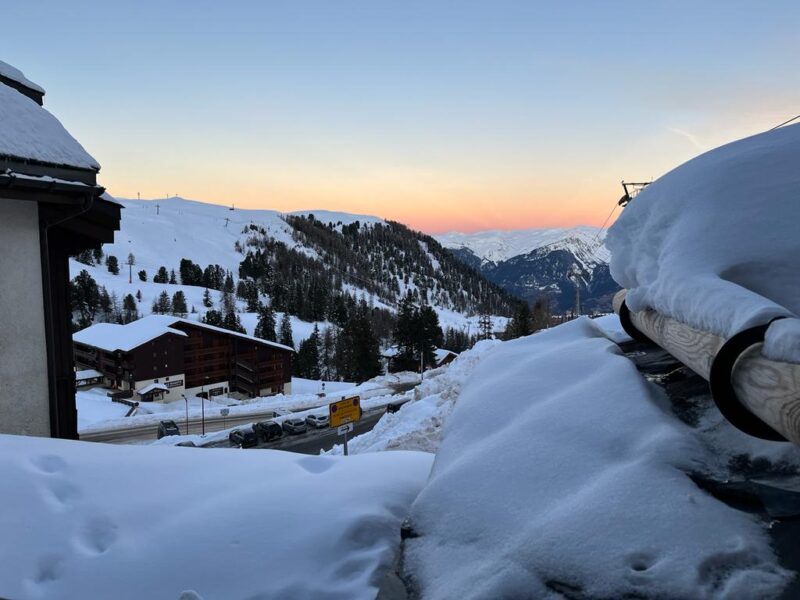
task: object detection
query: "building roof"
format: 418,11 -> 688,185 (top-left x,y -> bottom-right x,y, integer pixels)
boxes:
434,348 -> 458,363
73,315 -> 295,354
0,60 -> 45,94
0,70 -> 99,170
138,383 -> 170,395
73,318 -> 189,352
75,368 -> 103,380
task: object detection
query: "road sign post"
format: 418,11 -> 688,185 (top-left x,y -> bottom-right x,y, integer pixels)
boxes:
220,407 -> 230,429
329,396 -> 361,456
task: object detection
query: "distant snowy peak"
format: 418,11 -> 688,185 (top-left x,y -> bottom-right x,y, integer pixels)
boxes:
435,226 -> 608,265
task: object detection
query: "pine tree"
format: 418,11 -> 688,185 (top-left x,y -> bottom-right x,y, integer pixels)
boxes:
171,290 -> 188,316
92,247 -> 103,264
222,309 -> 246,333
98,286 -> 112,321
70,270 -> 100,329
279,313 -> 294,348
505,302 -> 532,340
255,304 -> 277,342
105,255 -> 120,275
335,308 -> 381,383
202,288 -> 213,308
295,325 -> 321,379
122,294 -> 138,323
138,269 -> 147,282
136,290 -> 142,303
153,266 -> 169,283
169,269 -> 177,284
320,326 -> 336,380
152,291 -> 172,314
203,310 -> 224,327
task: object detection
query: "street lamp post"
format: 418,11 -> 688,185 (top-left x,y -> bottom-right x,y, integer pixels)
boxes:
182,394 -> 188,436
201,376 -> 209,436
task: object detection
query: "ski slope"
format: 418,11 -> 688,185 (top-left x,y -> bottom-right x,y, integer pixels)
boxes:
71,196 -> 508,344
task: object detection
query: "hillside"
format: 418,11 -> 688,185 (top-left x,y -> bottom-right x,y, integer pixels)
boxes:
70,197 -> 514,348
435,226 -> 619,313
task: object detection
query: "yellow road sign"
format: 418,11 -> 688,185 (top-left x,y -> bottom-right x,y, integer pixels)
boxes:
329,396 -> 361,428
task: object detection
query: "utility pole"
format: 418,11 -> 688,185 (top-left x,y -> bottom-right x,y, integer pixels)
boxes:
479,314 -> 493,340
156,202 -> 160,216
126,253 -> 135,284
567,266 -> 581,318
420,340 -> 424,382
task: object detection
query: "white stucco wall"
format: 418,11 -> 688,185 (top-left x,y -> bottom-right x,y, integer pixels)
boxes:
0,199 -> 50,436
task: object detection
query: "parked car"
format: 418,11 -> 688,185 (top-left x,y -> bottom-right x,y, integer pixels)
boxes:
386,399 -> 411,414
175,440 -> 196,447
305,413 -> 329,429
282,418 -> 308,435
253,420 -> 283,442
157,420 -> 180,439
229,428 -> 259,448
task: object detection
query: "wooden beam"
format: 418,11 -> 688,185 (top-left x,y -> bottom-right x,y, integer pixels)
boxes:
613,290 -> 800,445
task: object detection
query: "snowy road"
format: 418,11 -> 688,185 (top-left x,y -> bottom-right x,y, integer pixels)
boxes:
207,408 -> 387,454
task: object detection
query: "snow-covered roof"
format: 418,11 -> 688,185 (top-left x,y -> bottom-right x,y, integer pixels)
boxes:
138,383 -> 170,395
0,60 -> 44,94
434,348 -> 457,363
73,318 -> 188,352
0,76 -> 99,170
75,368 -> 103,380
74,315 -> 294,353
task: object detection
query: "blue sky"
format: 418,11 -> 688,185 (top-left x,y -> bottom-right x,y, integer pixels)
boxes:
4,1 -> 799,231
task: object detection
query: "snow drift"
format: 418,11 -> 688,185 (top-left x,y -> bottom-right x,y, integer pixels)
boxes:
0,435 -> 432,600
403,318 -> 790,599
606,123 -> 800,362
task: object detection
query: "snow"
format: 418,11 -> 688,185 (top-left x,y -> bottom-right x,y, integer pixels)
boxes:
436,225 -> 609,265
401,318 -> 790,599
0,433 -> 432,600
327,340 -> 500,456
0,60 -> 45,93
0,79 -> 99,170
607,123 -> 800,363
73,316 -> 187,352
74,314 -> 292,353
591,313 -> 633,344
75,369 -> 102,380
76,388 -> 129,430
290,377 -> 354,395
138,382 -> 169,395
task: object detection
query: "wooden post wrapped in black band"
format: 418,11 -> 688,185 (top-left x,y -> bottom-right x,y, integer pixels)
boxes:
613,290 -> 800,445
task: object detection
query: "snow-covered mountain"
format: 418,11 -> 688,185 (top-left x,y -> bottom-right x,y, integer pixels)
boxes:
435,226 -> 618,313
71,197 -> 514,343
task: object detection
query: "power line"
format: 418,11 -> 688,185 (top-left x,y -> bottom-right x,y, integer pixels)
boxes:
769,113 -> 800,131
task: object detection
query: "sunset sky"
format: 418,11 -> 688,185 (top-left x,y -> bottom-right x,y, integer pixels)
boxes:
4,1 -> 800,233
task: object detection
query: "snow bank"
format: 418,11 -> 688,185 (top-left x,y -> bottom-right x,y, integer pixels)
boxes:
403,318 -> 790,599
607,123 -> 800,363
0,79 -> 99,170
328,340 -> 501,455
592,313 -> 633,344
0,434 -> 432,600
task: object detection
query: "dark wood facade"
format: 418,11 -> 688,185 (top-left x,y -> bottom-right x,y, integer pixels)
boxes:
74,331 -> 186,390
169,321 -> 292,396
74,319 -> 293,399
